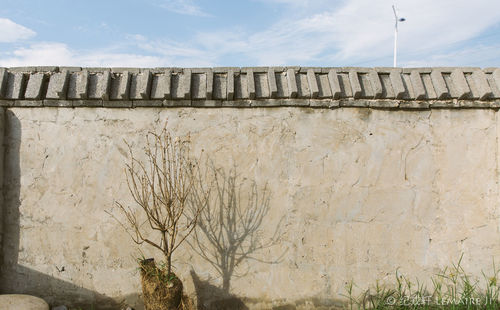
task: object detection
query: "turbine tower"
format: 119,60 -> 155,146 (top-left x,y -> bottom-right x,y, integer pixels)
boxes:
392,5 -> 406,67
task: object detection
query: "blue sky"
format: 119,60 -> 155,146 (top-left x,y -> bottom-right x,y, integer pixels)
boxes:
1,0 -> 500,67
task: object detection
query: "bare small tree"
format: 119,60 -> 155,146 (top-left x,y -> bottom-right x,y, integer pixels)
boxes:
111,126 -> 205,277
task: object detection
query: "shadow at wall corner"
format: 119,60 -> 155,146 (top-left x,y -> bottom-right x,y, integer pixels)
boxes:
0,265 -> 139,309
0,110 -> 140,309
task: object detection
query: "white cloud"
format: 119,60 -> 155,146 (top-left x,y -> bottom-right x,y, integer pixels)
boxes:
327,0 -> 500,65
157,0 -> 209,17
0,42 -> 167,67
0,40 -> 218,67
0,42 -> 73,66
402,44 -> 500,67
138,41 -> 216,66
189,0 -> 500,66
255,0 -> 315,6
0,18 -> 36,43
338,0 -> 500,64
254,0 -> 335,10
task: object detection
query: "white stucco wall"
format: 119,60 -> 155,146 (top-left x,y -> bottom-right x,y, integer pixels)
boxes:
1,107 -> 499,309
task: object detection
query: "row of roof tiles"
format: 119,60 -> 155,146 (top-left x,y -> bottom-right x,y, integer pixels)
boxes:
1,67 -> 500,102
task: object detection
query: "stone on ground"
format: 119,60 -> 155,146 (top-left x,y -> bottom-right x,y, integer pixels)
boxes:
0,294 -> 49,310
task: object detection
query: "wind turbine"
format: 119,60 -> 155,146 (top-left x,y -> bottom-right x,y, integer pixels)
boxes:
392,5 -> 406,67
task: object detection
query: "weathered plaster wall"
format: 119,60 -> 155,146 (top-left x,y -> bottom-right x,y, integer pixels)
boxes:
1,107 -> 500,309
0,108 -> 4,269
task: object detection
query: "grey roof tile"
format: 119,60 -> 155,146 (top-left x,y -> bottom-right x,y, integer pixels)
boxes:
0,67 -> 498,108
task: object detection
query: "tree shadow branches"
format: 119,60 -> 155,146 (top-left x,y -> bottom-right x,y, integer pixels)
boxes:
189,161 -> 286,293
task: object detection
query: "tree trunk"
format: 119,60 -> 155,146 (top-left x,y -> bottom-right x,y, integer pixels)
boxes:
167,253 -> 172,276
222,273 -> 231,293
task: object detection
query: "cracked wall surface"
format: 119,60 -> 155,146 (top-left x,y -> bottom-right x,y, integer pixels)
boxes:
0,106 -> 499,309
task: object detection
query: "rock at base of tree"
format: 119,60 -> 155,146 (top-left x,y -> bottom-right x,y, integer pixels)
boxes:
0,294 -> 49,310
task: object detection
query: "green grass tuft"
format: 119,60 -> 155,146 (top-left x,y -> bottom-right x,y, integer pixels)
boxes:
344,254 -> 500,309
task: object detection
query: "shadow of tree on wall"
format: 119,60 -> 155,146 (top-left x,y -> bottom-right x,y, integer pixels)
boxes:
188,163 -> 286,308
0,111 -> 135,309
190,270 -> 248,310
